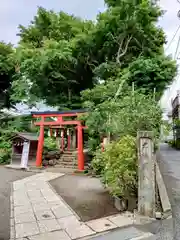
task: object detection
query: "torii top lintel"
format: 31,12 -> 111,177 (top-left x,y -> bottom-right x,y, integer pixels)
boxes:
31,109 -> 87,127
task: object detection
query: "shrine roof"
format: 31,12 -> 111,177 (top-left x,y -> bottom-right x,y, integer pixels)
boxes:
11,132 -> 38,141
31,109 -> 87,116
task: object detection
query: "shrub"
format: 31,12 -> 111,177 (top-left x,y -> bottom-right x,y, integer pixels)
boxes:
91,148 -> 106,176
44,137 -> 58,152
0,139 -> 11,164
92,135 -> 138,198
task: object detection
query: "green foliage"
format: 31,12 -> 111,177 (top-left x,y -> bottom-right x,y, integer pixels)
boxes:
83,89 -> 162,151
11,1 -> 176,109
44,137 -> 58,152
18,7 -> 94,48
12,7 -> 95,108
0,138 -> 11,164
91,148 -> 106,176
0,115 -> 36,164
92,136 -> 137,198
0,42 -> 16,108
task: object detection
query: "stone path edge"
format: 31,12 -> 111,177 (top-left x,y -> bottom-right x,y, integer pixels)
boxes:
47,180 -> 81,221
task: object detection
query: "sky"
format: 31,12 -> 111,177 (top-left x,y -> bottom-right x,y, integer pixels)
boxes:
0,0 -> 179,114
0,0 -> 105,45
0,0 -> 179,48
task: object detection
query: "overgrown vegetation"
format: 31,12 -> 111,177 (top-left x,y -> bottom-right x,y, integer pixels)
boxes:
44,137 -> 59,152
92,136 -> 137,198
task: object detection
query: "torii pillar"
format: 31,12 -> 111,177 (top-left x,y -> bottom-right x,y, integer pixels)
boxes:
77,125 -> 84,170
36,124 -> 44,167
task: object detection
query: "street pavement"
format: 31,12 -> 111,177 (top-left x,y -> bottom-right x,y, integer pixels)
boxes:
11,172 -> 154,240
157,143 -> 180,240
0,167 -> 34,240
9,143 -> 180,240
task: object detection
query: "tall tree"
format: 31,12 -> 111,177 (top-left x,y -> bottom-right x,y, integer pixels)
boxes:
0,42 -> 15,109
11,1 -> 176,109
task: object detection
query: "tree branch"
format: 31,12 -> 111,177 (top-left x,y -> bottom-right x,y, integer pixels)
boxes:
116,35 -> 133,64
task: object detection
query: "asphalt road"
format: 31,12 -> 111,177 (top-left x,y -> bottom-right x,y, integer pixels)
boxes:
0,167 -> 34,240
156,143 -> 180,240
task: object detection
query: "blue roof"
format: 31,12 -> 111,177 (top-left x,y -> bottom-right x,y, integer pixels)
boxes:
31,109 -> 87,115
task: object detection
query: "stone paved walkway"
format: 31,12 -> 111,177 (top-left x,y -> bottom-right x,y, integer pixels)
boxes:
10,172 -> 154,240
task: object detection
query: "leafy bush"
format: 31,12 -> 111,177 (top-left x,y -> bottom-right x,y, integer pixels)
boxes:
91,148 -> 106,176
44,137 -> 58,152
92,135 -> 137,198
0,139 -> 11,164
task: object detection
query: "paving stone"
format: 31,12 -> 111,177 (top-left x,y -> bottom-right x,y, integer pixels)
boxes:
44,194 -> 60,202
108,214 -> 133,228
88,226 -> 153,240
15,222 -> 39,238
28,230 -> 70,240
32,203 -> 51,212
13,182 -> 25,191
10,218 -> 14,227
14,205 -> 33,216
28,190 -> 43,199
37,219 -> 62,233
41,188 -> 55,196
34,209 -> 55,221
14,198 -> 31,207
65,223 -> 95,239
86,218 -> 117,232
51,205 -> 73,218
30,197 -> 47,204
15,212 -> 36,224
10,210 -> 14,219
57,215 -> 80,229
49,201 -> 64,206
10,226 -> 15,239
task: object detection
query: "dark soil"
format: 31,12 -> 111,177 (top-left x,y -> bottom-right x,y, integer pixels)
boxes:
50,174 -> 119,222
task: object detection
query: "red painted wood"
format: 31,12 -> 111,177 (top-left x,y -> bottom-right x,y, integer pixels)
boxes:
34,120 -> 81,126
36,124 -> 44,167
77,125 -> 84,170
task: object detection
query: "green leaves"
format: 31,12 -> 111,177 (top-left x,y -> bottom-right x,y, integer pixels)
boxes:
92,135 -> 138,198
0,42 -> 16,109
84,88 -> 162,152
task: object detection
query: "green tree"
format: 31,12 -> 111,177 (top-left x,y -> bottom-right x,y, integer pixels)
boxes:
0,42 -> 16,108
12,8 -> 95,108
11,1 -> 176,109
82,88 -> 162,151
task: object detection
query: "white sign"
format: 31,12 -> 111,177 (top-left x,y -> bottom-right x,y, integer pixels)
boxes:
20,141 -> 30,168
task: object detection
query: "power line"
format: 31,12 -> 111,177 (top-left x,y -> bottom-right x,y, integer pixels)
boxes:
165,25 -> 180,52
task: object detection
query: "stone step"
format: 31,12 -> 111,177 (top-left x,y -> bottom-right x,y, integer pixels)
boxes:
60,159 -> 74,163
55,164 -> 77,169
60,155 -> 74,159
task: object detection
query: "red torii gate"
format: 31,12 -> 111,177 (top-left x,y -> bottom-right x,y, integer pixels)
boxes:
31,110 -> 87,171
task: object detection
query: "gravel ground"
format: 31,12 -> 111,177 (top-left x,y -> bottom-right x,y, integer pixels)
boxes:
0,167 -> 34,240
50,174 -> 119,221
